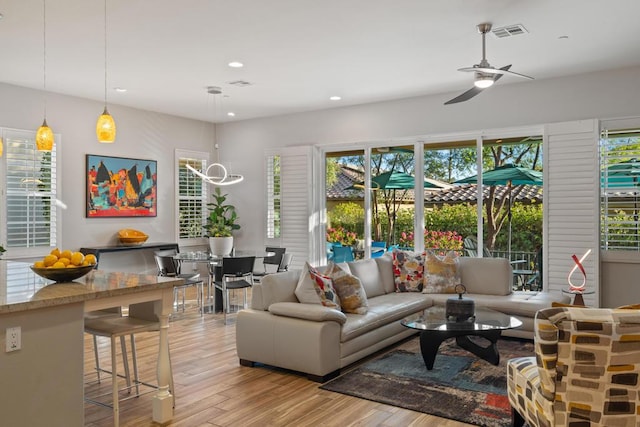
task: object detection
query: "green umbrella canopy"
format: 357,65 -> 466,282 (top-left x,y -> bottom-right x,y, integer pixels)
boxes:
455,164 -> 542,186
349,170 -> 445,190
602,158 -> 640,189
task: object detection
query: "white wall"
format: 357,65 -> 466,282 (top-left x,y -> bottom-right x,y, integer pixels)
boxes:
217,66 -> 640,251
0,82 -> 215,253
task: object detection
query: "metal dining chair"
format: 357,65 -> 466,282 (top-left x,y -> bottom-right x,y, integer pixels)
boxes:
154,252 -> 204,313
252,247 -> 286,283
215,256 -> 255,324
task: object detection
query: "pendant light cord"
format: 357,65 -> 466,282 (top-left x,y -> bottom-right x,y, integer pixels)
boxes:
42,0 -> 47,118
103,0 -> 108,109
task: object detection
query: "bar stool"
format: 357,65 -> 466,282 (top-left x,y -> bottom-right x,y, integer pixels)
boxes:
84,301 -> 175,427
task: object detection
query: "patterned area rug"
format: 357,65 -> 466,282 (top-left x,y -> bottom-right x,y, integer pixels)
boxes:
320,336 -> 534,427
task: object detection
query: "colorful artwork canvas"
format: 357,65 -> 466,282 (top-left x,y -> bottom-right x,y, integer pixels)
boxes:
86,155 -> 157,218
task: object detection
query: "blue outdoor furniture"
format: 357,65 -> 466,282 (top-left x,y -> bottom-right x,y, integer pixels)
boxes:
332,245 -> 354,263
371,241 -> 386,258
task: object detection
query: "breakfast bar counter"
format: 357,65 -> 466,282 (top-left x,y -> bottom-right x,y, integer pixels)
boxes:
0,261 -> 184,426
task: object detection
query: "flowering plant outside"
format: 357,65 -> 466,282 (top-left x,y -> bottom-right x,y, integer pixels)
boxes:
398,230 -> 463,253
326,226 -> 358,246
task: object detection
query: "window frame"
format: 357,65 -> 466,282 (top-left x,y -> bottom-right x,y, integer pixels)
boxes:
265,152 -> 281,240
175,149 -> 209,247
0,127 -> 60,259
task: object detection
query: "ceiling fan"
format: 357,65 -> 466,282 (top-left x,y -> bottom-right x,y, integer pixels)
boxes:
444,23 -> 533,105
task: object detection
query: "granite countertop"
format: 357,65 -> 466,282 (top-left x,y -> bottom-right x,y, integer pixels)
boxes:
0,261 -> 184,314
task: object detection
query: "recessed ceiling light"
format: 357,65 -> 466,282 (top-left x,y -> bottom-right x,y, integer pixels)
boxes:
228,61 -> 244,68
227,112 -> 236,117
113,87 -> 127,93
329,96 -> 342,101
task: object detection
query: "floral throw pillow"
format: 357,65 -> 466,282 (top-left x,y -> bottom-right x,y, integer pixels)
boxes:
392,249 -> 425,292
422,250 -> 460,294
325,262 -> 368,314
308,265 -> 341,309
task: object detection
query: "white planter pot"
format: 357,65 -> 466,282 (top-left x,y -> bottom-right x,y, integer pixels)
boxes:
209,236 -> 233,256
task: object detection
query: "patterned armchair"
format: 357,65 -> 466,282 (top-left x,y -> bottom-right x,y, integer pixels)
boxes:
507,306 -> 640,427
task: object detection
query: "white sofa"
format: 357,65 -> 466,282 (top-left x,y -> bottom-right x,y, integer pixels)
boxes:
236,255 -> 569,382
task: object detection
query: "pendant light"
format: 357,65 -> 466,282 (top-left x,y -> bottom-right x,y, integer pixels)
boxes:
96,0 -> 116,143
185,87 -> 243,186
36,0 -> 54,151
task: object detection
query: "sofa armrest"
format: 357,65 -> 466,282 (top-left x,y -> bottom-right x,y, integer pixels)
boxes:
269,302 -> 347,324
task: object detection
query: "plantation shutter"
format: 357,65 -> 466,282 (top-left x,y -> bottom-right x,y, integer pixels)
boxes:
265,146 -> 323,270
545,120 -> 600,306
266,154 -> 281,239
2,128 -> 58,252
176,150 -> 208,244
600,128 -> 640,250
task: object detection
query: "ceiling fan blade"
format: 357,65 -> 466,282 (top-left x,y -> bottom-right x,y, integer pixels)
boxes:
469,66 -> 533,80
444,65 -> 512,105
444,86 -> 483,105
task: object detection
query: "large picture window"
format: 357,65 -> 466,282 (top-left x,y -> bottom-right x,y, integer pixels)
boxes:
1,128 -> 58,255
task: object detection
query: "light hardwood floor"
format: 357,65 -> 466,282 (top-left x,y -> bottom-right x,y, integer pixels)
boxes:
83,298 -> 473,427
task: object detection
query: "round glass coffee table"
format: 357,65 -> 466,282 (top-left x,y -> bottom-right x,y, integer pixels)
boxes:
401,306 -> 522,370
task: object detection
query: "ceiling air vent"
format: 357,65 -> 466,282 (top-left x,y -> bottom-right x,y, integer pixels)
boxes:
228,80 -> 253,87
491,24 -> 528,38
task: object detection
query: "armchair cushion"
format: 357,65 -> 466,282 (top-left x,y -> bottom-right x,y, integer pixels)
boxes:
508,306 -> 640,427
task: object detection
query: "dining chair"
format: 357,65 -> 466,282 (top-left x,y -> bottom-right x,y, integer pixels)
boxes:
278,253 -> 293,272
253,247 -> 286,283
84,301 -> 176,425
332,245 -> 354,263
215,256 -> 255,324
154,252 -> 204,313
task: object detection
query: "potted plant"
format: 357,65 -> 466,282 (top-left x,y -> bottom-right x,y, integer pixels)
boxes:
205,188 -> 240,256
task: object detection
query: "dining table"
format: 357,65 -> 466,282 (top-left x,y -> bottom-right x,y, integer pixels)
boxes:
174,250 -> 275,313
0,260 -> 184,426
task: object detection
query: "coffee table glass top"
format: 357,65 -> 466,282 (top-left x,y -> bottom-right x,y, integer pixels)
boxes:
401,306 -> 522,332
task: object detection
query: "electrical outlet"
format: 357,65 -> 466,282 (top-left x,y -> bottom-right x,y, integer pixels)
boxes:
6,326 -> 21,352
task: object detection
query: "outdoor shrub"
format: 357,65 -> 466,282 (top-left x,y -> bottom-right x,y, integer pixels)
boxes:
327,202 -> 364,237
326,226 -> 358,246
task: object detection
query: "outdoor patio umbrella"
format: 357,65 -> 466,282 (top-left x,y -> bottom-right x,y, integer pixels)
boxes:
455,164 -> 543,256
349,171 -> 446,243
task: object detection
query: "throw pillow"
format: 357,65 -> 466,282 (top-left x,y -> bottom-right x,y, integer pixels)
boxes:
422,250 -> 460,294
308,265 -> 341,309
324,262 -> 368,314
294,262 -> 322,304
392,249 -> 425,292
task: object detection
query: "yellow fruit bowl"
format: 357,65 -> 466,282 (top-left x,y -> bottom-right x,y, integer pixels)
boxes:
30,264 -> 96,283
117,229 -> 149,246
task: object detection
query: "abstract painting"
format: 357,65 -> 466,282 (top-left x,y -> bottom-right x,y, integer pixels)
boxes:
86,154 -> 157,217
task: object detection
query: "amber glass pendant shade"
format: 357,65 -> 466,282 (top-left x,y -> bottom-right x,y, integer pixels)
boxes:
0,137 -> 3,157
96,107 -> 116,143
36,119 -> 54,151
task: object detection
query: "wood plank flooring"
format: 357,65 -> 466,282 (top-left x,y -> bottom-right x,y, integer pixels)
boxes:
83,298 -> 473,427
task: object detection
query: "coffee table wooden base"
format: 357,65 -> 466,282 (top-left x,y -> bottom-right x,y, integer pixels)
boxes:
418,328 -> 502,370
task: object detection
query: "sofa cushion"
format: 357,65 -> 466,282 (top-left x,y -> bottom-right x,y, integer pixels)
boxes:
294,262 -> 322,304
423,250 -> 460,294
374,253 -> 395,294
347,258 -> 386,298
308,265 -> 341,309
392,249 -> 424,292
458,256 -> 512,295
340,293 -> 433,342
252,269 -> 300,310
325,262 -> 368,314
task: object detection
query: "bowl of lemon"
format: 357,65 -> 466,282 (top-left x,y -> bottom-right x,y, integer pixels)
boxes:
30,249 -> 98,283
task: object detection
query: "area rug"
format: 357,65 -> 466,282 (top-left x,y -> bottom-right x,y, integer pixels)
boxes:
320,337 -> 534,426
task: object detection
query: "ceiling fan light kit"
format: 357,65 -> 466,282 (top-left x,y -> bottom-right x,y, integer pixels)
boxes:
445,22 -> 533,105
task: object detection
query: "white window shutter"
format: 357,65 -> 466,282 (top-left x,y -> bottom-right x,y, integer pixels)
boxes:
545,120 -> 600,306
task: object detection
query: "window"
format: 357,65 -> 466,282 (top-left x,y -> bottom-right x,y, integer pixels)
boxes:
175,150 -> 208,243
266,154 -> 281,239
600,128 -> 640,250
1,128 -> 58,255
